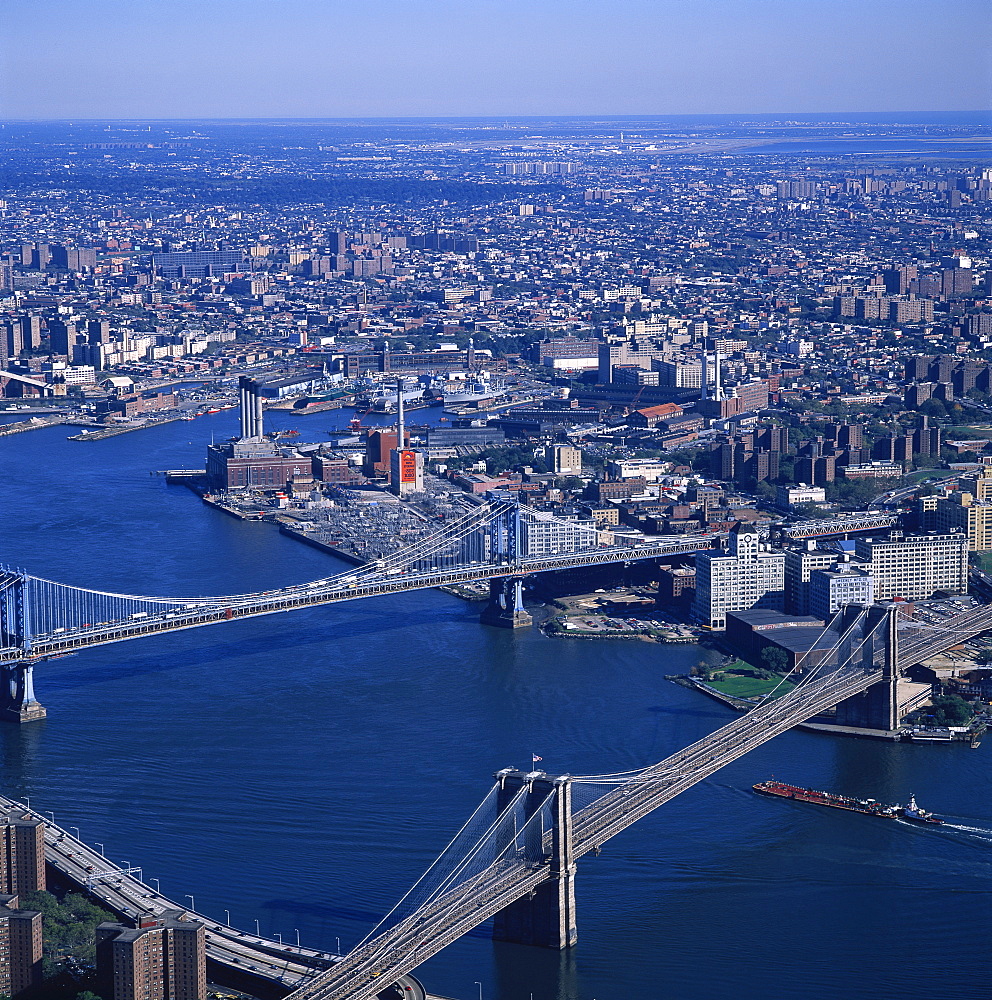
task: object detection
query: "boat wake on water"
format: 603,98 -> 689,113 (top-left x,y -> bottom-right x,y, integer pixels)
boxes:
939,823 -> 992,842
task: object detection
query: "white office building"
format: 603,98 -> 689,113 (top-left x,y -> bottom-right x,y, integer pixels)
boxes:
853,531 -> 968,601
693,521 -> 786,630
521,514 -> 599,556
784,541 -> 860,615
653,358 -> 703,389
778,484 -> 827,507
809,559 -> 875,619
606,458 -> 670,483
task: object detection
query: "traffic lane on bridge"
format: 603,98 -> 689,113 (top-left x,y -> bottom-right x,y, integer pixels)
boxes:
36,817 -> 321,984
381,978 -> 425,1000
23,536 -> 719,661
40,811 -> 429,999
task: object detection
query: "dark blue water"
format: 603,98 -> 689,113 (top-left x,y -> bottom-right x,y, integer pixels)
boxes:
1,413 -> 990,1000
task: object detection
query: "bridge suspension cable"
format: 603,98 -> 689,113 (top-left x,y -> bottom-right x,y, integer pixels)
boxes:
567,611 -> 889,854
2,499 -> 723,664
352,782 -> 508,950
565,608 -> 851,784
282,608 -> 896,1000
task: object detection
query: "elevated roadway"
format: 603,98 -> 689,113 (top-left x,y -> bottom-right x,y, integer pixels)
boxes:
283,626 -> 895,1000
897,603 -> 992,668
282,602 -> 992,1000
3,602 -> 987,1000
1,533 -> 716,666
0,792 -> 426,999
2,499 -> 924,671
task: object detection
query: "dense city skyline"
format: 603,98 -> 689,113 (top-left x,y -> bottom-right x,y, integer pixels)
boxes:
1,2 -> 991,995
2,0 -> 990,119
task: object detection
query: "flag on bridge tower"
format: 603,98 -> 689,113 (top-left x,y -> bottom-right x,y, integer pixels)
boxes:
532,754 -> 543,765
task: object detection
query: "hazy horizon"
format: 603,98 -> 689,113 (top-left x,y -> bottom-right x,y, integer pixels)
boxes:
2,111 -> 991,124
2,0 -> 989,120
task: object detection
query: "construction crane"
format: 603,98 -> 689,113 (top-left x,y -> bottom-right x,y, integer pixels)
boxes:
627,381 -> 648,413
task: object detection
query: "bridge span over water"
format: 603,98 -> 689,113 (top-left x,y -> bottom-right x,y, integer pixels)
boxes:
266,601 -> 989,1000
3,496 -> 991,996
16,603 -> 985,1000
0,499 -> 906,696
2,509 -> 987,999
0,500 -> 713,720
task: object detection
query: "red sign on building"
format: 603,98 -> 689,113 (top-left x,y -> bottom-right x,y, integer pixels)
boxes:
400,450 -> 418,484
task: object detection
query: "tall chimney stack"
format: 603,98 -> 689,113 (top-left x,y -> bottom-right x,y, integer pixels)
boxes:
238,376 -> 264,438
253,383 -> 264,438
239,376 -> 251,438
396,376 -> 405,453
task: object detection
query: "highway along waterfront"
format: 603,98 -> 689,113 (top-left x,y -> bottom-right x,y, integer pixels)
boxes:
1,411 -> 991,1000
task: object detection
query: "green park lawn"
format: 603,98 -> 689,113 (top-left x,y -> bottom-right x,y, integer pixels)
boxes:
705,668 -> 796,699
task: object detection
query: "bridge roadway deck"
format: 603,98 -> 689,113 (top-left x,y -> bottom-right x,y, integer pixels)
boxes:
896,603 -> 992,669
0,792 -> 434,1000
0,793 -> 351,991
283,660 -> 889,1000
287,604 -> 992,1000
0,605 -> 982,1000
24,806 -> 328,985
3,537 -> 713,665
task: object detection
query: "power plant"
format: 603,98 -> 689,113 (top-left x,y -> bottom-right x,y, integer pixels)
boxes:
238,376 -> 265,438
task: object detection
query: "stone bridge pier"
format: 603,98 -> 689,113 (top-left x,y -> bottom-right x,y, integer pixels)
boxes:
480,577 -> 532,629
492,768 -> 577,949
0,662 -> 47,724
834,603 -> 901,732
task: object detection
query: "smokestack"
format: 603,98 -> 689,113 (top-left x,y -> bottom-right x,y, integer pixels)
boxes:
238,376 -> 264,437
253,385 -> 264,438
239,377 -> 250,438
714,352 -> 722,401
702,350 -> 709,400
396,377 -> 405,452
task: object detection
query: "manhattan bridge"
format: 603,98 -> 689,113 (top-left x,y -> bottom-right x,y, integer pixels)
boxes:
0,499 -> 714,719
1,498 -> 989,1000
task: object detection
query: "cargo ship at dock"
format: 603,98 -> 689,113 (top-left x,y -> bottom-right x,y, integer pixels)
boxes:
753,780 -> 942,824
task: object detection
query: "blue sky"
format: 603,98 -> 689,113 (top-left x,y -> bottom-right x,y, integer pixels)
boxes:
2,0 -> 989,119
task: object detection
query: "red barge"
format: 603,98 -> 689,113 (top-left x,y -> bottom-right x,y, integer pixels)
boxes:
753,780 -> 943,824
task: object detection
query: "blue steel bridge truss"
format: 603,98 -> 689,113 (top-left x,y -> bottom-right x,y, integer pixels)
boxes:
0,501 -> 716,666
2,501 -> 991,998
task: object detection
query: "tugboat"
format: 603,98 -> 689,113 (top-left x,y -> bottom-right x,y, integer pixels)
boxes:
899,794 -> 943,825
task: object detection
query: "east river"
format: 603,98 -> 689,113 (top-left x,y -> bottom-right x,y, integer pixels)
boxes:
0,409 -> 990,1000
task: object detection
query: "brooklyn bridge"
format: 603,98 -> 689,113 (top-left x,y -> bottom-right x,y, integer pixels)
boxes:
2,499 -> 989,1000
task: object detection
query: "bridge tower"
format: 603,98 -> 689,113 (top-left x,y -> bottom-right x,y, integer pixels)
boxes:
0,572 -> 46,723
480,504 -> 532,628
834,603 -> 901,732
491,769 -> 577,949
